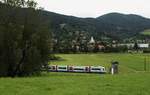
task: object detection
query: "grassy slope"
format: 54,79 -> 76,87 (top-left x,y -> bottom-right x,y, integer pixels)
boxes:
51,53 -> 150,73
0,53 -> 150,95
141,29 -> 150,35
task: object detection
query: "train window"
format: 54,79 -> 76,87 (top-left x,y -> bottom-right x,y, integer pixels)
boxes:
91,68 -> 101,70
74,68 -> 84,70
58,67 -> 67,69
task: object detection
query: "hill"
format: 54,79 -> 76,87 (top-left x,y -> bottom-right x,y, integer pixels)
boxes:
96,13 -> 150,39
43,11 -> 150,40
42,12 -> 150,40
1,3 -> 150,41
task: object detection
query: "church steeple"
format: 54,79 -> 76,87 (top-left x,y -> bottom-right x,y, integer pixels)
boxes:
89,36 -> 95,44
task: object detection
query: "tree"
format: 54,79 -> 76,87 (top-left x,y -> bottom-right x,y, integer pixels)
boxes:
0,0 -> 25,7
26,0 -> 37,8
0,0 -> 37,8
0,0 -> 51,77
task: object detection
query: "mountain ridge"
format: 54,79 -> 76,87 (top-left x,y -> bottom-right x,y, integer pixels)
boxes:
0,3 -> 150,41
42,11 -> 150,40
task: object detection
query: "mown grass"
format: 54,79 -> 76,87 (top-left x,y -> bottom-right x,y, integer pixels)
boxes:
0,53 -> 150,95
141,29 -> 150,35
0,72 -> 150,95
51,53 -> 150,73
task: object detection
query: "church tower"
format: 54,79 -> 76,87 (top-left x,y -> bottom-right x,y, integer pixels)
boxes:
89,36 -> 95,44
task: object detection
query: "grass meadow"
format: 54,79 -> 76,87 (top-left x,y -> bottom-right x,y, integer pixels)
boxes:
51,53 -> 150,73
0,53 -> 150,95
141,29 -> 150,35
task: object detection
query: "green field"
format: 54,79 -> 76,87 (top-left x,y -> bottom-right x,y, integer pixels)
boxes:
0,53 -> 150,95
51,53 -> 150,73
141,29 -> 150,36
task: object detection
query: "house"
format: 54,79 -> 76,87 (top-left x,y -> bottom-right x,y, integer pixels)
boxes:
138,44 -> 149,48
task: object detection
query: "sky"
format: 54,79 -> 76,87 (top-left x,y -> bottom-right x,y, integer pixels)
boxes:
35,0 -> 150,18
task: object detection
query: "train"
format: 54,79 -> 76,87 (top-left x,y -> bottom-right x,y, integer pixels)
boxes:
47,65 -> 106,73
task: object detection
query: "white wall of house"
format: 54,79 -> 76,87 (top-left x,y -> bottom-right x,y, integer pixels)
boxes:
138,44 -> 149,48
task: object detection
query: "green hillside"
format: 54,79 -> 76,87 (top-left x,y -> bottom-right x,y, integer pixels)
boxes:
1,3 -> 150,40
141,29 -> 150,36
51,54 -> 150,73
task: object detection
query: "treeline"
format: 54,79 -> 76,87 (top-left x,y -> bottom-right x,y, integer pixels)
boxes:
0,1 -> 51,77
52,43 -> 129,53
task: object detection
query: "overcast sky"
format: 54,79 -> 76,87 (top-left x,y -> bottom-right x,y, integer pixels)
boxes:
35,0 -> 150,18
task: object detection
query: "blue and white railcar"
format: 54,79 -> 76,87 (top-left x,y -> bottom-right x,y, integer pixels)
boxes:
48,65 -> 106,73
90,66 -> 106,73
57,65 -> 68,72
72,66 -> 86,72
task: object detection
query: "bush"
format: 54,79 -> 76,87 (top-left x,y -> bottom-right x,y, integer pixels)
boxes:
143,49 -> 150,53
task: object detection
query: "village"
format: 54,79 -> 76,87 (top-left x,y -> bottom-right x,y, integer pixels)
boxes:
88,36 -> 149,50
53,36 -> 150,53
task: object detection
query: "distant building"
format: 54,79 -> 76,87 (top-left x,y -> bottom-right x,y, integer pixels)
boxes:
118,43 -> 149,49
97,44 -> 105,50
88,36 -> 96,51
89,36 -> 95,44
118,43 -> 134,49
60,23 -> 66,29
138,44 -> 149,48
